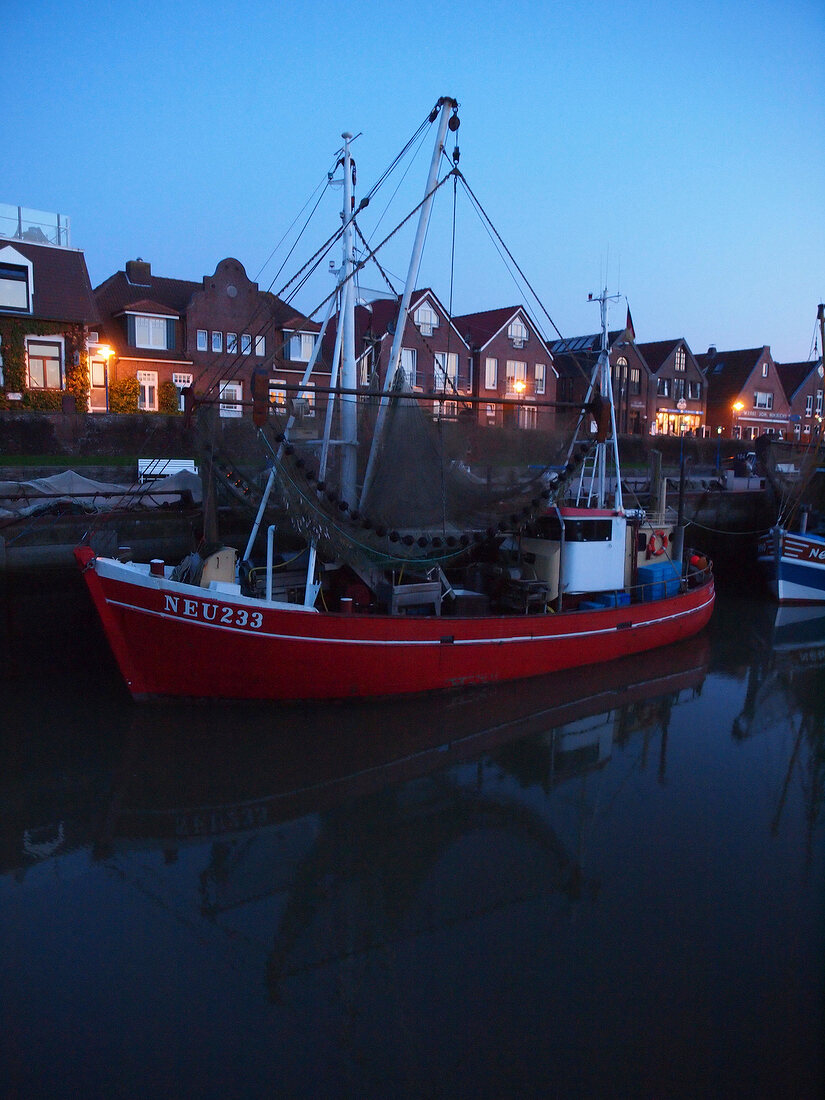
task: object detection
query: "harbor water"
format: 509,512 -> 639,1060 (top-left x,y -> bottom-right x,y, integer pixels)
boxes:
1,569 -> 823,1098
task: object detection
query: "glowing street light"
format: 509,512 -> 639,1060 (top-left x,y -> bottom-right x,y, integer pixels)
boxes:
732,400 -> 744,439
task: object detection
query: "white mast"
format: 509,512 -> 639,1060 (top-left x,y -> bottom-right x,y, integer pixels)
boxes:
359,96 -> 457,511
339,132 -> 358,507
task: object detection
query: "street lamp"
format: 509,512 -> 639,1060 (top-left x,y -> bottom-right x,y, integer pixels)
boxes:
732,400 -> 744,440
513,378 -> 526,428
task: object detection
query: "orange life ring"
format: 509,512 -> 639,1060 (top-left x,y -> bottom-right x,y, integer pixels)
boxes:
647,530 -> 668,557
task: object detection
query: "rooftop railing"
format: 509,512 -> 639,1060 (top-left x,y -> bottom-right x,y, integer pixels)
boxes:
0,204 -> 71,248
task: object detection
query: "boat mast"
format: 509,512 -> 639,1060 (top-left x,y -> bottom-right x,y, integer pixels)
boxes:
359,96 -> 457,511
339,132 -> 358,506
574,288 -> 623,511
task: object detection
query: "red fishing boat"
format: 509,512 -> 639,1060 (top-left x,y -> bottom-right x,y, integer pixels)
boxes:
76,98 -> 714,702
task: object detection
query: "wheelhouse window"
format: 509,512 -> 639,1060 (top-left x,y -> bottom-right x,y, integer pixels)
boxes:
137,370 -> 158,411
26,340 -> 62,389
219,380 -> 243,417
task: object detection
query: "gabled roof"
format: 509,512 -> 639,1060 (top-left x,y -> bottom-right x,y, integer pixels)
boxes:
0,239 -> 99,325
635,338 -> 685,374
116,298 -> 180,318
695,346 -> 771,406
775,359 -> 823,400
454,305 -> 525,346
324,289 -> 470,356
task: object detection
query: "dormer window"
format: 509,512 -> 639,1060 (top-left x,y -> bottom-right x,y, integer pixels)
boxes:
126,312 -> 175,350
508,318 -> 528,347
414,304 -> 438,337
0,246 -> 34,313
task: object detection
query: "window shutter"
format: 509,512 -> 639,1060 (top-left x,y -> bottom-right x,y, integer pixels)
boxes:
166,318 -> 175,350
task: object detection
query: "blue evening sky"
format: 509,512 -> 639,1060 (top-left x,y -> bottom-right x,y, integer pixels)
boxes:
4,0 -> 823,362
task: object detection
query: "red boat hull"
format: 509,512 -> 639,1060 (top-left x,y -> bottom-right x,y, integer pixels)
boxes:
75,546 -> 715,702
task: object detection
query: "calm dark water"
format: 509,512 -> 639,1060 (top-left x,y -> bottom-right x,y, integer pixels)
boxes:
1,570 -> 823,1099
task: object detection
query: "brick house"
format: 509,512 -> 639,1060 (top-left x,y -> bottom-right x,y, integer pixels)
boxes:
93,257 -> 319,417
550,329 -> 649,435
635,338 -> 706,436
697,345 -> 791,440
324,289 -> 472,418
453,305 -> 556,430
0,206 -> 99,410
775,358 -> 824,441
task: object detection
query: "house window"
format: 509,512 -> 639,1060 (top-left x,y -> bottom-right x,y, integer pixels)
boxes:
433,399 -> 458,419
137,370 -> 158,411
753,391 -> 773,410
269,379 -> 286,408
485,357 -> 497,390
688,380 -> 703,401
656,377 -> 670,398
486,404 -> 496,419
674,348 -> 686,371
817,390 -> 823,416
172,371 -> 193,412
400,347 -> 417,387
414,304 -> 438,336
0,261 -> 31,311
673,378 -> 685,401
434,352 -> 458,391
134,315 -> 173,350
518,404 -> 537,430
227,332 -> 238,354
508,318 -> 528,346
505,360 -> 527,393
212,331 -> 222,353
762,362 -> 769,378
197,329 -> 207,351
289,333 -> 315,361
241,333 -> 252,354
805,394 -> 813,416
255,335 -> 265,356
26,340 -> 63,389
219,380 -> 243,417
630,367 -> 641,395
535,363 -> 545,394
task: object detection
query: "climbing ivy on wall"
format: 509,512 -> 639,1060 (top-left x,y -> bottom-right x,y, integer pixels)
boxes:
0,318 -> 90,410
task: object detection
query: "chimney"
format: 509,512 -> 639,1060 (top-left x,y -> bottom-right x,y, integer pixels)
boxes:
125,258 -> 152,286
706,345 -> 717,359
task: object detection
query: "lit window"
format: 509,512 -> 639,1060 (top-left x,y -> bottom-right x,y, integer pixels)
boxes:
485,358 -> 497,389
269,379 -> 286,407
630,367 -> 641,395
26,340 -> 63,389
486,404 -> 496,419
433,400 -> 458,419
255,335 -> 265,356
508,318 -> 528,346
400,347 -> 417,387
518,404 -> 537,429
414,304 -> 438,336
241,333 -> 251,354
505,360 -> 526,393
212,331 -> 222,353
674,348 -> 686,371
219,380 -> 243,417
297,382 -> 315,418
137,370 -> 158,411
817,390 -> 823,416
805,394 -> 813,416
535,363 -> 545,394
227,332 -> 238,353
196,329 -> 207,351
